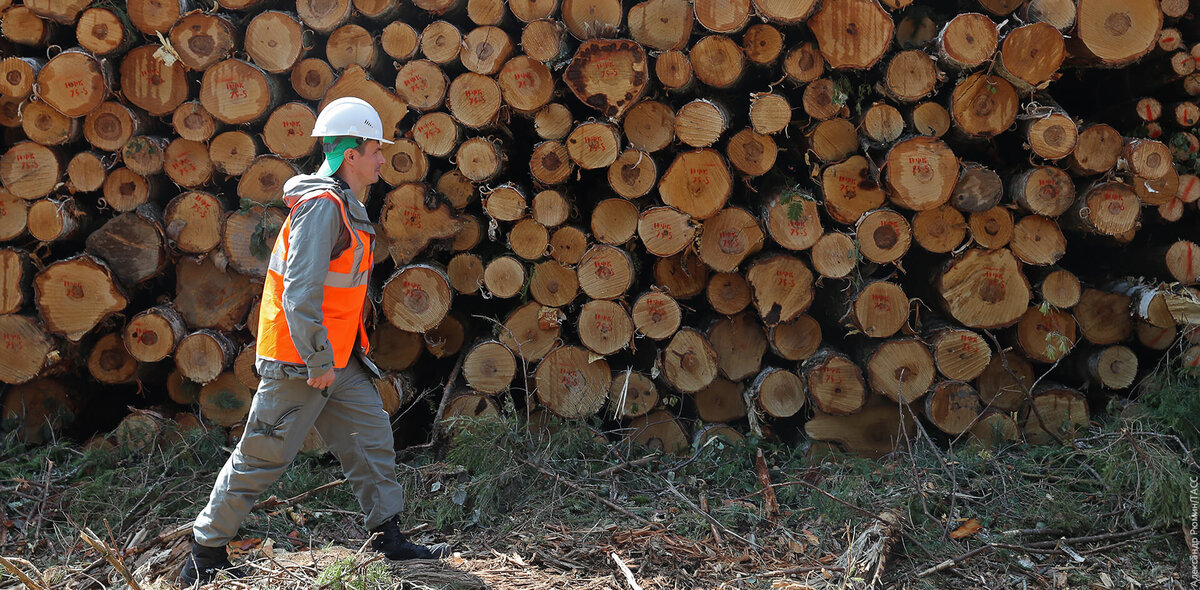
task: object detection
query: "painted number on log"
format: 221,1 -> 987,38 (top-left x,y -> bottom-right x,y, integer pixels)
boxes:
584,136 -> 606,151
463,89 -> 486,105
821,367 -> 842,384
417,120 -> 441,139
593,59 -> 619,79
646,296 -> 666,322
402,280 -> 430,313
511,71 -> 534,88
402,74 -> 428,92
871,293 -> 890,311
283,120 -> 303,136
776,270 -> 795,288
593,259 -> 614,279
981,267 -> 1007,302
560,367 -> 584,392
789,218 -> 809,236
909,157 -> 932,180
403,205 -> 422,229
594,313 -> 612,334
3,333 -> 22,351
959,333 -> 980,354
14,153 -> 39,171
689,167 -> 712,186
653,221 -> 673,239
837,175 -> 858,199
225,80 -> 247,100
718,229 -> 744,254
63,280 -> 84,299
65,79 -> 90,97
191,196 -> 212,218
1102,192 -> 1126,214
172,155 -> 198,176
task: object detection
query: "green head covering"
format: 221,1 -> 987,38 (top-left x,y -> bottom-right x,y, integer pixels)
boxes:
315,136 -> 363,177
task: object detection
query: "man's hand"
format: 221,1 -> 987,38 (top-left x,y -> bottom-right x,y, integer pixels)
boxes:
307,369 -> 335,390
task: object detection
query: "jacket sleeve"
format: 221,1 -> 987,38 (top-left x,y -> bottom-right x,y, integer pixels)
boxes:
280,198 -> 343,379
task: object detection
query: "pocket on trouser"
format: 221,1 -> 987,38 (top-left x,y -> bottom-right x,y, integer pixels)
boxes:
238,404 -> 305,464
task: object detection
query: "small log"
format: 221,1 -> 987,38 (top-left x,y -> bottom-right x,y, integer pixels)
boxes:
763,189 -> 823,251
623,101 -> 674,154
124,305 -> 188,363
120,135 -> 169,177
27,197 -> 89,242
499,301 -> 562,362
1164,240 -> 1200,285
209,130 -> 258,176
855,209 -> 911,265
463,339 -> 516,394
1022,384 -> 1088,444
924,380 -> 982,435
1010,166 -> 1075,217
1073,288 -> 1133,345
926,324 -> 992,382
726,128 -> 777,177
706,272 -> 752,316
883,50 -> 939,103
395,60 -> 449,112
690,35 -> 746,89
910,101 -> 952,137
86,205 -> 169,288
627,411 -> 689,455
261,102 -> 318,160
20,100 -> 79,147
695,378 -> 746,423
697,207 -> 765,272
381,21 -> 420,61
175,255 -> 257,331
860,103 -> 905,147
1067,0 -> 1160,67
661,327 -> 719,393
1068,124 -> 1122,175
535,344 -> 611,419
237,156 -> 299,205
447,252 -> 485,295
220,205 -> 286,280
655,50 -> 694,92
534,103 -> 574,141
34,254 -> 127,342
865,338 -> 936,404
1078,344 -> 1138,389
591,199 -> 637,246
912,205 -> 967,254
884,136 -> 959,211
659,149 -> 733,220
749,367 -> 806,418
628,0 -> 692,51
164,138 -> 214,188
937,248 -> 1031,329
802,347 -> 868,415
380,139 -> 429,186
578,244 -> 634,300
608,370 -> 658,418
631,290 -> 682,340
65,151 -> 106,194
782,42 -> 824,84
482,183 -> 526,222
549,225 -> 588,264
0,315 -> 57,384
638,206 -> 696,257
969,410 -> 1020,446
0,57 -> 43,101
176,329 -> 237,384
0,6 -> 53,47
369,323 -> 423,372
382,264 -> 453,333
769,314 -> 821,362
564,39 -> 649,118
749,93 -> 792,135
199,59 -> 279,125
0,141 -> 61,200
996,24 -> 1065,93
198,372 -> 253,427
521,19 -> 569,63
976,350 -> 1032,412
937,13 -> 997,70
169,11 -> 237,72
1123,138 -> 1173,180
498,56 -> 555,114
806,118 -> 859,163
746,253 -> 815,326
0,248 -> 33,315
653,250 -> 709,298
808,0 -> 893,70
968,206 -> 1014,249
529,140 -> 575,185
566,121 -> 621,169
676,99 -> 729,148
510,218 -> 550,259
0,191 -> 29,242
327,24 -> 381,72
509,0 -> 556,22
1011,215 -> 1066,267
233,344 -> 259,390
164,191 -> 224,255
1,378 -> 74,444
754,0 -> 818,24
578,299 -> 634,355
36,49 -> 111,118
806,395 -> 913,458
484,256 -> 526,299
117,45 -> 189,118
949,73 -> 1019,138
456,137 -> 505,182
88,332 -> 139,384
244,11 -> 306,74
709,311 -> 767,381
448,72 -> 503,129
810,231 -> 858,279
1015,305 -> 1078,363
1136,320 -> 1175,351
412,112 -> 461,158
461,26 -> 514,75
532,189 -> 570,228
608,149 -> 657,199
528,260 -> 578,307
1036,268 -> 1082,309
561,0 -> 622,40
1065,181 -> 1141,237
1023,110 -> 1078,161
743,24 -> 784,67
693,0 -> 751,33
843,280 -> 909,338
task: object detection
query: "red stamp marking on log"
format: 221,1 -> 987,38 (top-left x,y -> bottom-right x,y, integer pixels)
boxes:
3,333 -> 21,351
776,269 -> 795,288
463,88 -> 486,106
1102,192 -> 1126,214
191,196 -> 212,218
584,136 -> 605,152
958,333 -> 980,354
402,280 -> 429,313
15,153 -> 39,171
652,221 -> 673,239
871,292 -> 890,311
689,167 -> 712,185
594,313 -> 613,334
511,71 -> 533,89
64,280 -> 84,299
821,367 -> 842,384
593,59 -> 618,79
416,121 -> 441,139
560,367 -> 584,391
282,120 -> 303,136
403,205 -> 422,229
837,175 -> 858,198
718,229 -> 744,254
593,259 -> 614,279
645,296 -> 666,323
64,79 -> 89,98
225,80 -> 247,100
402,75 -> 427,92
788,218 -> 808,237
909,156 -> 933,178
172,155 -> 197,176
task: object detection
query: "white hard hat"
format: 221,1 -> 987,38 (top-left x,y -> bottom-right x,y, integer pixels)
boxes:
311,97 -> 393,144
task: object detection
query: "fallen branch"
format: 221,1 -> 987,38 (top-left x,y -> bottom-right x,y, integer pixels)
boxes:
664,483 -> 760,550
754,448 -> 780,524
80,528 -> 142,590
425,351 -> 466,445
611,552 -> 644,590
788,477 -> 935,559
516,457 -> 662,530
594,454 -> 659,478
252,478 -> 347,511
0,555 -> 46,590
918,526 -> 1161,577
1024,525 -> 1158,549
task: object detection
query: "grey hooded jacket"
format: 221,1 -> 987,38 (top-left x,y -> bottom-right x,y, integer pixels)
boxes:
255,174 -> 381,381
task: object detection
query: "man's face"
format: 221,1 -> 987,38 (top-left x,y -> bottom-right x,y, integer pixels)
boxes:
344,140 -> 385,186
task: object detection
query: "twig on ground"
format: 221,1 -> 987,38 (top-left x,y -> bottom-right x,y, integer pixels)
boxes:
698,493 -> 723,547
594,454 -> 659,478
516,457 -> 662,530
610,552 -> 644,590
0,555 -> 46,590
754,449 -> 780,524
788,477 -> 935,559
1023,525 -> 1158,549
252,478 -> 347,511
918,525 -> 1163,577
423,351 -> 466,446
663,483 -> 760,550
759,565 -> 845,576
79,528 -> 143,590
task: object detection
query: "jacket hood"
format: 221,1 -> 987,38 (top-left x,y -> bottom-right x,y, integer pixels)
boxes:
282,175 -> 344,208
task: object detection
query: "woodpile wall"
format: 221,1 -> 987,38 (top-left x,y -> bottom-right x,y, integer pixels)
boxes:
1,0 -> 1199,454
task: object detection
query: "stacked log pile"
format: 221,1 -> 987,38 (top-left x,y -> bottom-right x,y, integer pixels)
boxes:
2,0 -> 1199,455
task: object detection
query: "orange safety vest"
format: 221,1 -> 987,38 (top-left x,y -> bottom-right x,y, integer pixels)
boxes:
257,191 -> 372,369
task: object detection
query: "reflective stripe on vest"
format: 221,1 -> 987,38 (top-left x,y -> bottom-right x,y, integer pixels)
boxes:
257,191 -> 373,369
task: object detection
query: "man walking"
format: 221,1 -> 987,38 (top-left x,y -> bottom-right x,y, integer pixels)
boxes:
181,97 -> 447,586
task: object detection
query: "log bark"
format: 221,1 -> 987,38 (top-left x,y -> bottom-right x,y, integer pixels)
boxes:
1067,0 -> 1160,67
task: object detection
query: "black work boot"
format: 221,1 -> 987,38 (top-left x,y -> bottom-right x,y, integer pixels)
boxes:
179,540 -> 244,586
370,515 -> 450,560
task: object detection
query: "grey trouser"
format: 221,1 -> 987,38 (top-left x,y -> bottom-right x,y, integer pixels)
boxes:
193,358 -> 405,546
